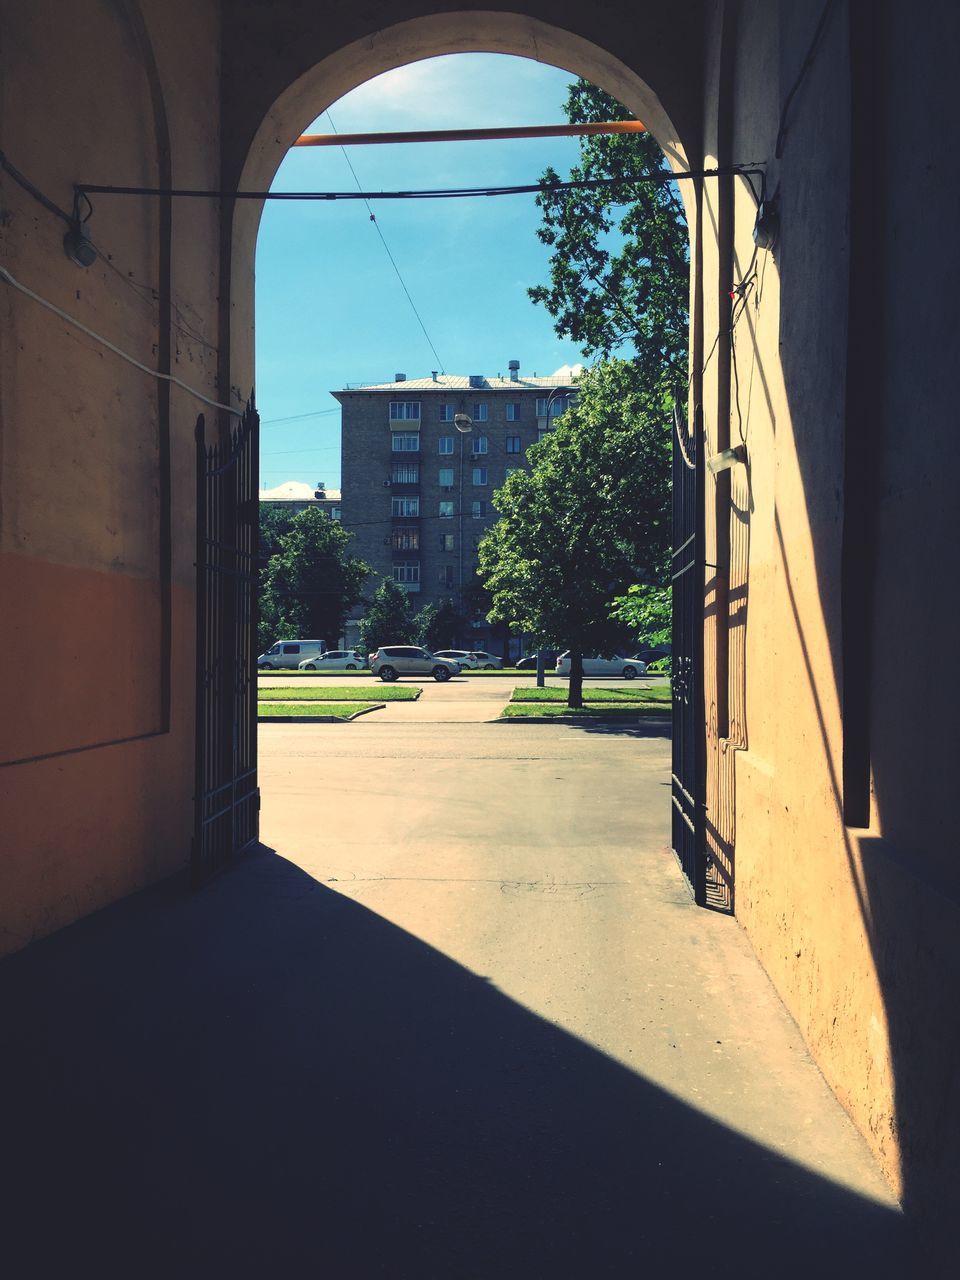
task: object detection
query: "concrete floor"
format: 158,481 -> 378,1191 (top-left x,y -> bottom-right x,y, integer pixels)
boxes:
0,717 -> 920,1276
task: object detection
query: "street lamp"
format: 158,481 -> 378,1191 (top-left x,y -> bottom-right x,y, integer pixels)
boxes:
534,385 -> 573,685
454,413 -> 473,631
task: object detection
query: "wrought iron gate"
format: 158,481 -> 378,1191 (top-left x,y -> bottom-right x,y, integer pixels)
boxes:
671,408 -> 706,904
193,402 -> 260,878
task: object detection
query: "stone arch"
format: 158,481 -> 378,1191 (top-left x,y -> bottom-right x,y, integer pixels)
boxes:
223,8 -> 702,400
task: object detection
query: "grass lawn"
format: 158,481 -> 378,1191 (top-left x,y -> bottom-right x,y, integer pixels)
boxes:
257,702 -> 380,719
510,684 -> 671,705
257,685 -> 420,702
500,702 -> 671,719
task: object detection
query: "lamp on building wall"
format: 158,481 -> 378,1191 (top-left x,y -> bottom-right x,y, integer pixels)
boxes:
454,413 -> 473,615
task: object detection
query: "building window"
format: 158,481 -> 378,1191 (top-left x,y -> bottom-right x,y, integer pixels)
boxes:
538,427 -> 551,442
472,467 -> 487,486
506,402 -> 521,421
438,565 -> 455,588
392,433 -> 420,452
505,435 -> 521,454
439,501 -> 455,518
393,561 -> 420,584
439,403 -> 454,422
472,435 -> 488,455
331,507 -> 341,521
390,401 -> 421,421
439,533 -> 455,552
535,397 -> 547,417
391,463 -> 419,484
392,527 -> 420,551
391,497 -> 419,517
472,500 -> 487,518
438,436 -> 454,455
438,468 -> 454,487
472,403 -> 489,422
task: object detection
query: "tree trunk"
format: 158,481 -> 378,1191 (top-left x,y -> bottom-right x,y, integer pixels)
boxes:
568,650 -> 584,708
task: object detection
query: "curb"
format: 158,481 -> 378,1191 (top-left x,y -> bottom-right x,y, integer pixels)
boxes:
258,703 -> 386,724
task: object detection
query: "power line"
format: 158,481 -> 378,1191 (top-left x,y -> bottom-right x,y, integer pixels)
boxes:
77,165 -> 763,203
324,110 -> 445,374
261,407 -> 340,425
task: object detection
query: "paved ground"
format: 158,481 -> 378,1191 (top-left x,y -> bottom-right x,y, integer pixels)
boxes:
0,718 -> 920,1276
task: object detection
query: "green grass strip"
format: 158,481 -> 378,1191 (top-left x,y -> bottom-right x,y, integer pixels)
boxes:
257,685 -> 420,702
500,702 -> 671,719
258,702 -> 379,719
510,685 -> 670,704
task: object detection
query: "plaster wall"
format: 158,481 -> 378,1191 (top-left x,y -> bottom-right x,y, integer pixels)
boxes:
0,0 -> 222,952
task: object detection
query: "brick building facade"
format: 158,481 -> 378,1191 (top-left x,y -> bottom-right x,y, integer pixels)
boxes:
333,366 -> 577,650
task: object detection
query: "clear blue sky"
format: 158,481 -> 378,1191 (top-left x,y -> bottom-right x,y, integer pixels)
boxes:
255,54 -> 602,492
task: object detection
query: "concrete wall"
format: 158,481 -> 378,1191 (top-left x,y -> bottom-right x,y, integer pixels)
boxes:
2,0 -> 958,1234
0,0 -> 222,951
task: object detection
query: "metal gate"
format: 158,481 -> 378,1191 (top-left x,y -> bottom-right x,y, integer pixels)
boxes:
193,402 -> 260,879
671,407 -> 706,903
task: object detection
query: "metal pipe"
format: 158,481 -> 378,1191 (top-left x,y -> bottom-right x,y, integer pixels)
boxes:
294,121 -> 646,147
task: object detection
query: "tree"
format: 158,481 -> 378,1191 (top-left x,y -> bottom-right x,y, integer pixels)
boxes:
528,80 -> 689,399
477,361 -> 671,707
414,597 -> 468,651
259,507 -> 370,652
609,583 -> 671,646
358,578 -> 417,654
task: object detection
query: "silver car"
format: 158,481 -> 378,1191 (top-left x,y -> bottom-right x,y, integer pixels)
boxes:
369,646 -> 460,682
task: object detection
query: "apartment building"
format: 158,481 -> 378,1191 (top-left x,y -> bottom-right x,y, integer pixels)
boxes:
333,363 -> 577,649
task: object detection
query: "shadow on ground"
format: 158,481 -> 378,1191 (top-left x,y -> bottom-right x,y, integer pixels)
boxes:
0,845 -> 915,1278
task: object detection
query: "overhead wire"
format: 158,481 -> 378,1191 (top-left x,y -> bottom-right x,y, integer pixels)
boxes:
323,109 -> 445,373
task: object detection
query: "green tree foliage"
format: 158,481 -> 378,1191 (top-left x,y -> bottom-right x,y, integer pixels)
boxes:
478,362 -> 671,706
528,80 -> 688,399
414,597 -> 468,650
609,583 -> 672,646
258,503 -> 297,565
358,578 -> 417,654
258,507 -> 370,652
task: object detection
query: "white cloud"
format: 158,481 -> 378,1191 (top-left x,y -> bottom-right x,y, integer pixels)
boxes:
551,362 -> 585,379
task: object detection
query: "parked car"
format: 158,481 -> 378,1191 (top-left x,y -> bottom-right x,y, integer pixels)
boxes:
297,649 -> 366,671
633,643 -> 671,666
258,639 -> 326,670
515,650 -> 560,671
369,646 -> 461,682
554,651 -> 647,679
433,649 -> 478,669
466,650 -> 502,670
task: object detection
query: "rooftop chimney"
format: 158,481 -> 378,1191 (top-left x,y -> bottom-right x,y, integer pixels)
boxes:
395,372 -> 406,382
508,359 -> 520,382
469,374 -> 483,389
431,370 -> 438,382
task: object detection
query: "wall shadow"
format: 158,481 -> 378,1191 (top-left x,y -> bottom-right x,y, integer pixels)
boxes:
0,845 -> 915,1278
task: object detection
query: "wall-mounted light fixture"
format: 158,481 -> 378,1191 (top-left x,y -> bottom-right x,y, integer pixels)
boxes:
706,444 -> 747,475
63,220 -> 97,268
753,197 -> 780,251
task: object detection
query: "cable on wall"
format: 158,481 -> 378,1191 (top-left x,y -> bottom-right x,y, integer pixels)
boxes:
0,264 -> 242,416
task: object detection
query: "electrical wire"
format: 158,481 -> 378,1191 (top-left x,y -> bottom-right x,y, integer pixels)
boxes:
775,0 -> 838,159
75,165 -> 765,203
325,110 -> 445,374
0,149 -> 74,224
0,263 -> 242,416
262,407 -> 340,425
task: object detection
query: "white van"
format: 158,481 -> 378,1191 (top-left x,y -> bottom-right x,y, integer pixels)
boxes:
257,639 -> 326,670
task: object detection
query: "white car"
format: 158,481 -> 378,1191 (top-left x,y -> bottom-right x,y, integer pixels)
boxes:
555,652 -> 647,679
297,649 -> 366,671
258,639 -> 326,670
433,649 -> 478,669
466,650 -> 503,670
